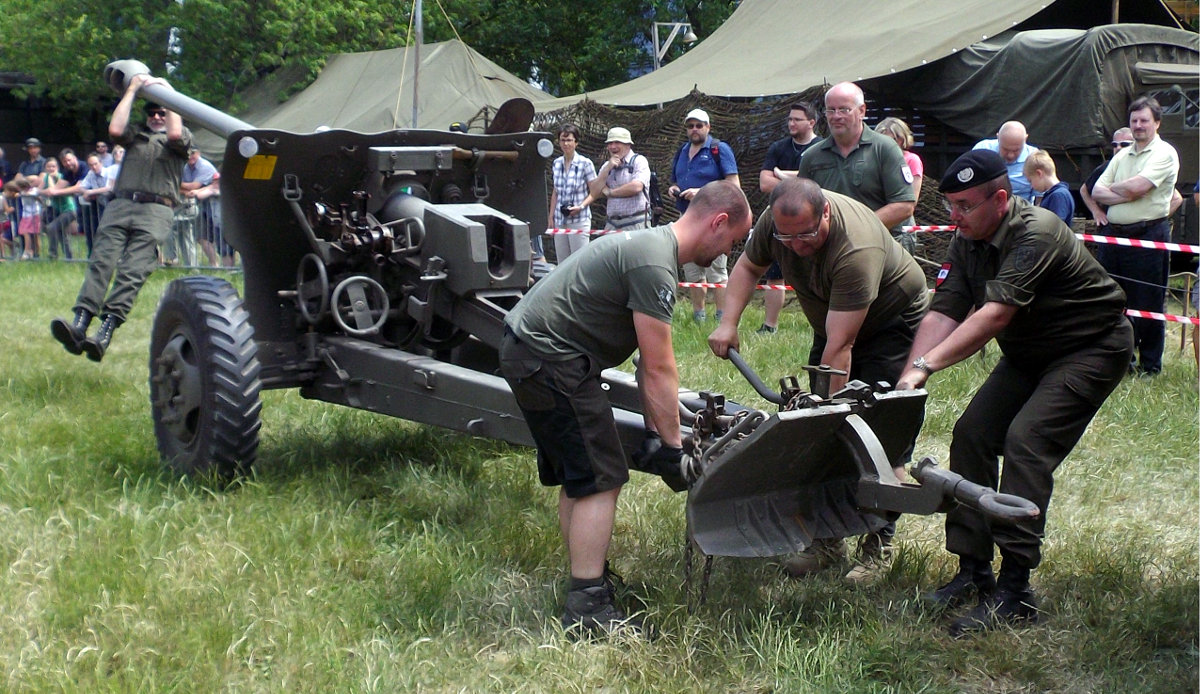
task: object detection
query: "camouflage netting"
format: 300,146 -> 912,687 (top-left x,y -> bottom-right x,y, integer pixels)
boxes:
533,89 -> 963,283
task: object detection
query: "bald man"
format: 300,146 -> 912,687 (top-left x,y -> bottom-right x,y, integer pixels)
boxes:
972,121 -> 1038,201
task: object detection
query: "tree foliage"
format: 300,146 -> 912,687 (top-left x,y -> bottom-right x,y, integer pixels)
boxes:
0,0 -> 737,127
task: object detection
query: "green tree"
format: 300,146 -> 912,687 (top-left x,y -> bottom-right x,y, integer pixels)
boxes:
0,0 -> 737,127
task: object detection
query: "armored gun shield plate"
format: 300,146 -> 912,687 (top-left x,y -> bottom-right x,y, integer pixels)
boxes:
686,388 -> 927,558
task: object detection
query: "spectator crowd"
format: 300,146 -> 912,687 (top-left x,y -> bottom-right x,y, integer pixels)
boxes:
0,135 -> 227,267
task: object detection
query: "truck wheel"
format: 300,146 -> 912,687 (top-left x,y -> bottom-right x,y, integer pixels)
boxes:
149,276 -> 262,478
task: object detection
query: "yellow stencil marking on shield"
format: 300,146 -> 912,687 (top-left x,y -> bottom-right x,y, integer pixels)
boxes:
243,155 -> 277,180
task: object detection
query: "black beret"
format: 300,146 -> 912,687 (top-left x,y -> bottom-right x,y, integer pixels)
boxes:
940,150 -> 1008,194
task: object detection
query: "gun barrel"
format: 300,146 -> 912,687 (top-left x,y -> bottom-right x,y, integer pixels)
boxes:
104,59 -> 254,139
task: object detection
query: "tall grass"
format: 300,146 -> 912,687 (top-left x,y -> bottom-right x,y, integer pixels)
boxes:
0,261 -> 1196,693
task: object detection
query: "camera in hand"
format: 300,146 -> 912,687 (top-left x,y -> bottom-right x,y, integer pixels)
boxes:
560,203 -> 573,218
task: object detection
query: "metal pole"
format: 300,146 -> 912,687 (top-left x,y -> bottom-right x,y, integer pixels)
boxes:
412,0 -> 422,127
104,59 -> 253,138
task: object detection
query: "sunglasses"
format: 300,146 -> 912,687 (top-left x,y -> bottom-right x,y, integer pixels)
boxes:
1111,141 -> 1133,148
147,110 -> 167,118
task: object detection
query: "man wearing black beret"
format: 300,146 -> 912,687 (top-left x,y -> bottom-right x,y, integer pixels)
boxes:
896,149 -> 1132,636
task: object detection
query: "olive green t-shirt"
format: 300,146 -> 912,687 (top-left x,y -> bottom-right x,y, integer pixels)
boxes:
931,198 -> 1127,364
505,225 -> 678,368
796,127 -> 916,233
744,190 -> 928,339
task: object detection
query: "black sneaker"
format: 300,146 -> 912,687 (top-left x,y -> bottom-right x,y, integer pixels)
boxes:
948,587 -> 1039,637
922,567 -> 996,609
756,323 -> 777,334
560,585 -> 645,638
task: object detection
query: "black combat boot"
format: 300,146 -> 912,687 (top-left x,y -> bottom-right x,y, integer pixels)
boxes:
921,555 -> 996,609
50,308 -> 93,355
560,574 -> 645,638
949,564 -> 1038,637
82,314 -> 122,363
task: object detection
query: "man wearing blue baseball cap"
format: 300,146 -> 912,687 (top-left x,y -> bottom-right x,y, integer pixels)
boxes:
896,149 -> 1132,637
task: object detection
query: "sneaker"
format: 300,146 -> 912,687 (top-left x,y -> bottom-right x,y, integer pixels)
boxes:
948,587 -> 1039,638
560,585 -> 645,638
692,309 -> 707,323
844,533 -> 895,584
782,538 -> 847,577
922,566 -> 996,609
756,324 -> 777,334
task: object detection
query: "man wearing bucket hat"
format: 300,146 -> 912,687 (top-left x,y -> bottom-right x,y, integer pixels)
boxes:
896,149 -> 1132,637
588,126 -> 651,231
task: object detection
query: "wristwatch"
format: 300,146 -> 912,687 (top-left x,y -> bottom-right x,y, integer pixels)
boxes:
912,356 -> 934,375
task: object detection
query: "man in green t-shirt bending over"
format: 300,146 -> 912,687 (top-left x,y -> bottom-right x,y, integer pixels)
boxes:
500,180 -> 752,636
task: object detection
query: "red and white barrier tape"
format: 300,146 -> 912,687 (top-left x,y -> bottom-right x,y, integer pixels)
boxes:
1076,233 -> 1200,255
901,225 -> 957,232
1125,309 -> 1200,326
679,282 -> 1198,324
547,226 -> 1200,255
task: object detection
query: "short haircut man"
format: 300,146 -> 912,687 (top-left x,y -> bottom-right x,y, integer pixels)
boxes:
1089,96 -> 1183,376
709,176 -> 929,582
501,180 -> 751,636
797,82 -> 916,235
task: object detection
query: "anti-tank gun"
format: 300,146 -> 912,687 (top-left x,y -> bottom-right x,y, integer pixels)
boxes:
115,59 -> 1037,570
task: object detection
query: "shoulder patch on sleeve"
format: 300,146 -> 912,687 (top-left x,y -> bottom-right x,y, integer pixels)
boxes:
901,164 -> 914,184
1012,245 -> 1037,273
657,286 -> 677,316
935,262 -> 952,288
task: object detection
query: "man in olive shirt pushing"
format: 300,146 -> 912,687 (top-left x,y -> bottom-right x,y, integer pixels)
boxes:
896,150 -> 1132,636
708,177 -> 928,583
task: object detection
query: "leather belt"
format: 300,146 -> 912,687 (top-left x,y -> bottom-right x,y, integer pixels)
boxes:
114,190 -> 174,208
1106,217 -> 1167,236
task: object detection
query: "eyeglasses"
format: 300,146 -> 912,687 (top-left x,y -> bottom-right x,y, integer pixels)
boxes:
823,106 -> 856,116
1111,141 -> 1133,148
943,192 -> 996,216
772,220 -> 823,242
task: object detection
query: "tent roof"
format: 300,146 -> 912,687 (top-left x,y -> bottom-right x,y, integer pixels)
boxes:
866,24 -> 1198,148
536,0 -> 1186,110
233,39 -> 552,134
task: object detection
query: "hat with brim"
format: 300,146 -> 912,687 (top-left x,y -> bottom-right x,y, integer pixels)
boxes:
939,150 -> 1008,194
684,108 -> 710,124
605,127 -> 634,145
23,138 -> 41,149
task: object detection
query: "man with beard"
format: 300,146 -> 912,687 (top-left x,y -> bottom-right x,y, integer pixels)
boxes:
501,180 -> 751,636
51,74 -> 192,362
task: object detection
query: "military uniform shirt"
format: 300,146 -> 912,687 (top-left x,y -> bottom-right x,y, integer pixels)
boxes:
743,190 -> 928,340
932,197 -> 1127,364
505,225 -> 678,368
797,127 -> 915,231
112,124 -> 193,205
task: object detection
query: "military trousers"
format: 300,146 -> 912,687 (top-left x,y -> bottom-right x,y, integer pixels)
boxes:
945,319 -> 1133,569
74,198 -> 173,322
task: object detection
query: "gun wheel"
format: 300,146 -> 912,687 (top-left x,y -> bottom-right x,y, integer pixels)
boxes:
149,276 -> 262,479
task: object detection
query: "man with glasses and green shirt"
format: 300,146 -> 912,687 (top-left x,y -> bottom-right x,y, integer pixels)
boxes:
796,82 -> 916,240
707,176 -> 928,583
896,150 -> 1131,637
51,74 -> 192,362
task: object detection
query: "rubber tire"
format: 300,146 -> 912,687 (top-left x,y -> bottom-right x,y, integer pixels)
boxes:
149,276 -> 262,478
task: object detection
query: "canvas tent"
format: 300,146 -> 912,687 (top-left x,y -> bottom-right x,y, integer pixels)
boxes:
533,0 -> 1188,110
863,24 -> 1199,149
194,39 -> 552,157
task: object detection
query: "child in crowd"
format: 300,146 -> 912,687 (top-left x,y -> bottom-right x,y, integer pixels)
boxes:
16,177 -> 41,259
0,181 -> 17,260
1023,150 -> 1075,225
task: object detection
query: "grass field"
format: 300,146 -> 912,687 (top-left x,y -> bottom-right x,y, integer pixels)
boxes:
0,260 -> 1196,693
